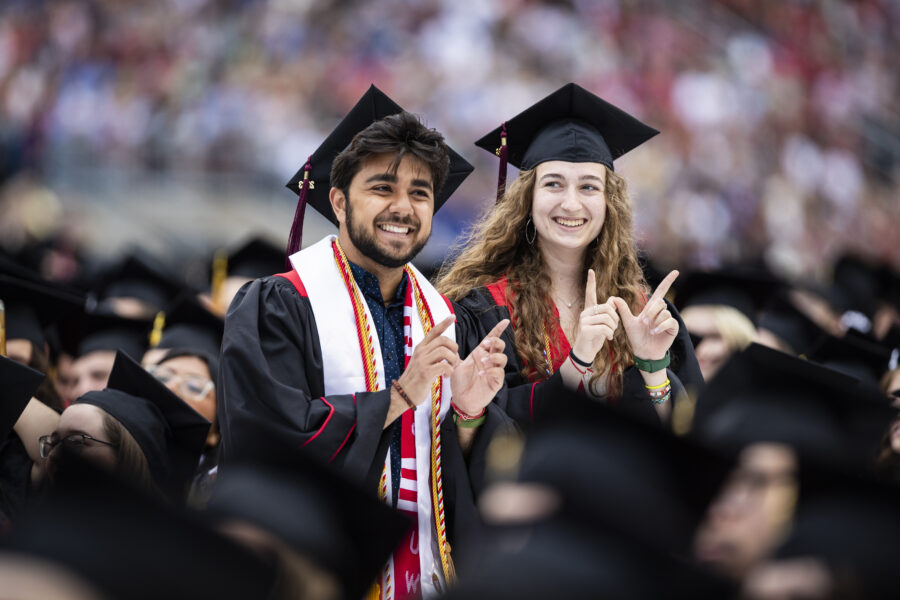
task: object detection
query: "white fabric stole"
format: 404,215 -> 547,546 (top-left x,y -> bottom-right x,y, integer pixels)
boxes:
290,236 -> 454,598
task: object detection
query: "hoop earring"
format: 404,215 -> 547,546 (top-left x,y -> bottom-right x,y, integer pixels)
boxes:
525,217 -> 536,246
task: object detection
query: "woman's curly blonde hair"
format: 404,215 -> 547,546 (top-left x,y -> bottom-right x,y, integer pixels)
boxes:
437,166 -> 648,396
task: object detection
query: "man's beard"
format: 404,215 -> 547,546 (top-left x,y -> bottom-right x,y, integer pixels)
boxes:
345,195 -> 430,268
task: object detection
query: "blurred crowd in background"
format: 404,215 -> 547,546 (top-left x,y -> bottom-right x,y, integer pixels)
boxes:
0,0 -> 898,289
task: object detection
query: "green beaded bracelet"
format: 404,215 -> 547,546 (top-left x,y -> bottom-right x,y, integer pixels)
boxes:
453,412 -> 487,428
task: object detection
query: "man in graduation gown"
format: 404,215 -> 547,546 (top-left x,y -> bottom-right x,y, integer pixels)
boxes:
218,86 -> 513,598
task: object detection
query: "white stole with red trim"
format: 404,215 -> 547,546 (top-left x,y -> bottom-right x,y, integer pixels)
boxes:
289,235 -> 453,598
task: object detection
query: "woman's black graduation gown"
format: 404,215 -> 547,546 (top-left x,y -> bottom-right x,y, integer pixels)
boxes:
218,276 -> 517,569
456,284 -> 704,428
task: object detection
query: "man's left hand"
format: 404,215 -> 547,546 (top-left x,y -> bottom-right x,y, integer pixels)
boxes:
451,319 -> 510,416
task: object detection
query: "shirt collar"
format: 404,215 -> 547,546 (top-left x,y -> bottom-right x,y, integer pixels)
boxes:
348,261 -> 408,307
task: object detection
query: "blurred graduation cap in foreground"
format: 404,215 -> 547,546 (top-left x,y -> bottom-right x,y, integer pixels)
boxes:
762,468 -> 900,600
284,84 -> 474,261
1,454 -> 276,600
207,449 -> 411,600
693,343 -> 896,471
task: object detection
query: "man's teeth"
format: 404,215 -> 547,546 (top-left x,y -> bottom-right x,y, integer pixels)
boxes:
379,224 -> 410,234
554,218 -> 586,227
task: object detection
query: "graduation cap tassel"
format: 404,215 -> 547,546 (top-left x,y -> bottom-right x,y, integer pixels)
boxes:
285,155 -> 313,269
495,121 -> 508,203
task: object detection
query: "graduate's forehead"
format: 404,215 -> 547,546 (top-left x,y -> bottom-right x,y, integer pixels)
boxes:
352,152 -> 434,188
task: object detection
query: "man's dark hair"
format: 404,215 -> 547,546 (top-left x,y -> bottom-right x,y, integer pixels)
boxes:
331,111 -> 450,198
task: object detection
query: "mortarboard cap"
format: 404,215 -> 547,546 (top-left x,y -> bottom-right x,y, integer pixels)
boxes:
504,392 -> 731,556
207,451 -> 411,600
3,454 -> 276,600
221,236 -> 286,280
75,352 -> 210,500
149,293 -> 224,363
694,343 -> 896,470
448,519 -> 735,600
809,332 -> 892,388
283,85 -> 474,262
674,269 -> 775,325
757,289 -> 826,356
91,252 -> 184,316
0,355 -> 45,439
770,468 -> 900,599
826,254 -> 880,320
475,82 -> 659,201
0,274 -> 85,349
60,310 -> 150,360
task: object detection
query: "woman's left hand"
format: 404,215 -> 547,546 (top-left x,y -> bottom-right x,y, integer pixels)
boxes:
611,270 -> 680,363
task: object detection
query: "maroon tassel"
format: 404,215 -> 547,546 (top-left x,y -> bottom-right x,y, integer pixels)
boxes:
285,155 -> 312,269
495,121 -> 509,203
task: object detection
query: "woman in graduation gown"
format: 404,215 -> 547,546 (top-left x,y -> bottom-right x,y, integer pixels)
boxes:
438,83 -> 702,428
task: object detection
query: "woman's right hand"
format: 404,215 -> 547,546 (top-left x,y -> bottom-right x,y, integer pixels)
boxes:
570,269 -> 619,366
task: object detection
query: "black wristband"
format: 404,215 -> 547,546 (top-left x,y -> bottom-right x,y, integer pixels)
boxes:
569,349 -> 593,368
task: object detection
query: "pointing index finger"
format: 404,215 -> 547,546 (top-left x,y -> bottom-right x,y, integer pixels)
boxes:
649,270 -> 679,306
584,269 -> 598,308
484,318 -> 510,341
424,315 -> 456,342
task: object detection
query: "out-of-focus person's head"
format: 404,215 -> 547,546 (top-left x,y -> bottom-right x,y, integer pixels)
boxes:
61,312 -> 150,405
693,442 -> 798,580
683,304 -> 756,381
675,270 -> 770,381
42,352 -> 210,502
691,344 -> 896,580
150,348 -> 218,447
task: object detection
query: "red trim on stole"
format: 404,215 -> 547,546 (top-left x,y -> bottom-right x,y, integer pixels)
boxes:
302,397 -> 335,447
275,270 -> 308,296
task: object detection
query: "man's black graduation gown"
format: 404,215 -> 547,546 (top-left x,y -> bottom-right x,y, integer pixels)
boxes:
456,285 -> 704,428
218,275 -> 516,569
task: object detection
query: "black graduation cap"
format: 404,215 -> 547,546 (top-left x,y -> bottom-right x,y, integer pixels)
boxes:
60,309 -> 151,360
149,293 -> 224,361
75,351 -> 211,499
283,84 -> 475,261
771,468 -> 900,600
447,519 -> 735,600
503,392 -> 732,557
808,332 -> 892,388
757,289 -> 826,356
3,454 -> 276,600
0,355 -> 45,438
207,453 -> 411,600
475,82 -> 659,201
0,274 -> 85,348
221,236 -> 286,279
694,343 -> 896,470
674,269 -> 775,325
826,254 -> 880,319
92,252 -> 184,314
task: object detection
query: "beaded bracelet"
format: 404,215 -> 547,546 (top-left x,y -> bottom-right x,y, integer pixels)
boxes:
392,380 -> 417,411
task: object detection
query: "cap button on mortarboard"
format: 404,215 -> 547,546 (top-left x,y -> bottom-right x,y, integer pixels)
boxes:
285,155 -> 313,269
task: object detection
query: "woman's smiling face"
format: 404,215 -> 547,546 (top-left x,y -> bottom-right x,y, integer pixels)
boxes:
531,160 -> 607,253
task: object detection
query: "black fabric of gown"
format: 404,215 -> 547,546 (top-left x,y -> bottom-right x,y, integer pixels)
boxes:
456,285 -> 704,429
218,275 -> 517,572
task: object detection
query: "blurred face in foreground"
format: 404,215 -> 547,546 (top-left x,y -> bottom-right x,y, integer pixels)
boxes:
694,443 -> 798,580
